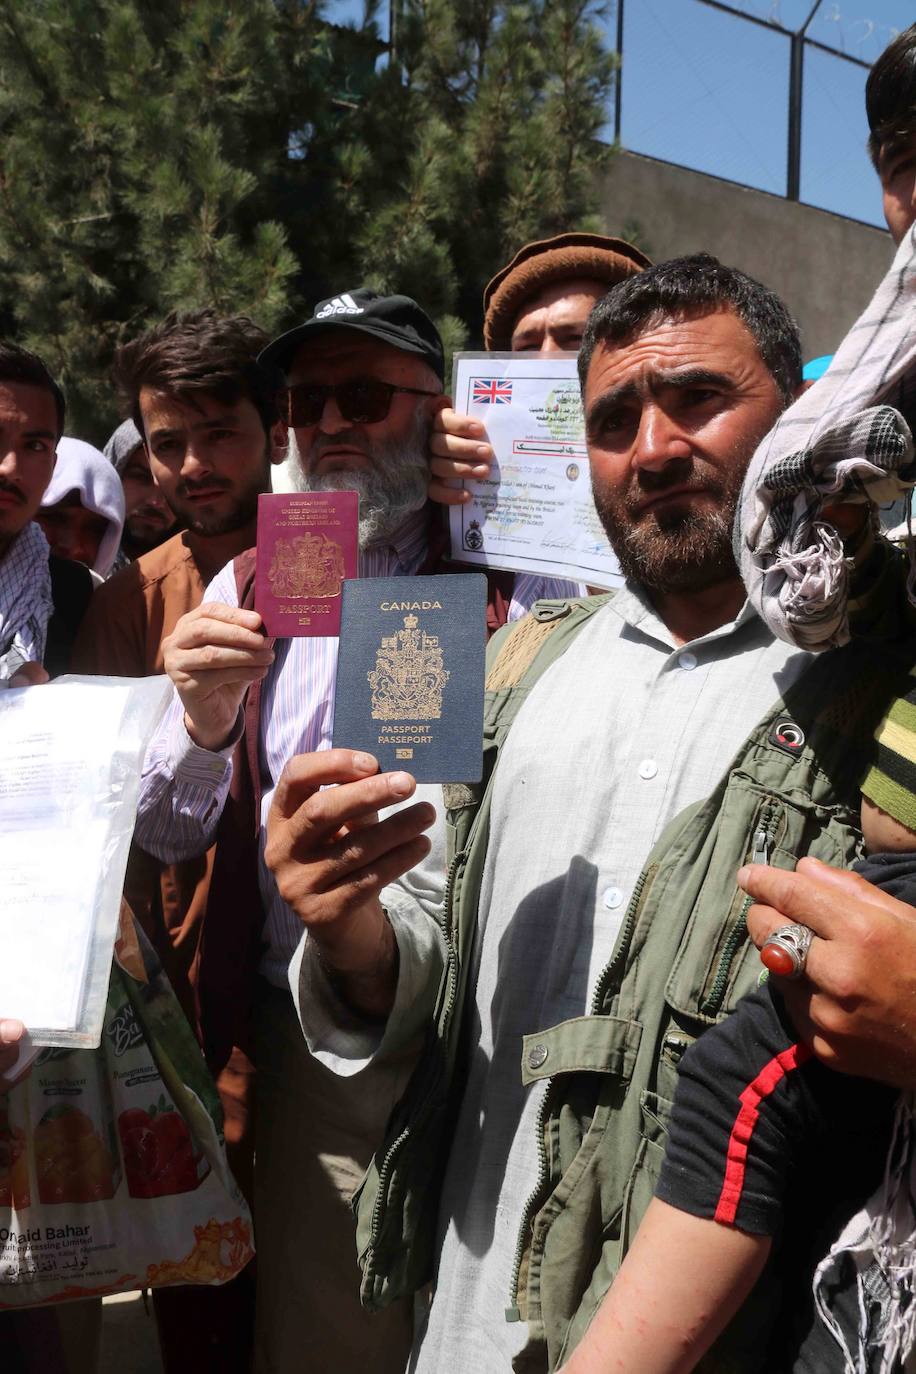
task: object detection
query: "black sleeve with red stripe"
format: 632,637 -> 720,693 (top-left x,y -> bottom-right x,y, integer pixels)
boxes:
657,984 -> 840,1235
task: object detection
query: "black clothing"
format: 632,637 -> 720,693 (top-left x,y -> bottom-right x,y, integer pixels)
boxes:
656,853 -> 916,1370
45,555 -> 92,677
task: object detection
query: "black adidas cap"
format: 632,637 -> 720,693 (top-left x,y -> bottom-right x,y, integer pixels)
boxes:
259,289 -> 445,382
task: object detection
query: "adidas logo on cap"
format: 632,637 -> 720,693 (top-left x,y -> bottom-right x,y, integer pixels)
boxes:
315,292 -> 364,319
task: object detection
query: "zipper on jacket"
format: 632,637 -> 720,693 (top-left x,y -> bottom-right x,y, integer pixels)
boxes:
362,848 -> 465,1290
700,802 -> 778,1018
506,866 -> 656,1321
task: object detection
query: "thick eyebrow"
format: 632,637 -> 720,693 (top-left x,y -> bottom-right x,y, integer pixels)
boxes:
147,412 -> 241,442
22,428 -> 57,442
586,367 -> 735,432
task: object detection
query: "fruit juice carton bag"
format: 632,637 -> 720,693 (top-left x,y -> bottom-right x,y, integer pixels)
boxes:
0,906 -> 253,1307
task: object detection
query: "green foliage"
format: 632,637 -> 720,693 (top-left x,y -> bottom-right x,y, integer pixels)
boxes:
0,0 -> 615,438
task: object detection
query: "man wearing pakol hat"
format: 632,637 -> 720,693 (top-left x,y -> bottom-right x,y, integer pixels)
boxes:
429,230 -> 650,503
134,288 -> 576,1373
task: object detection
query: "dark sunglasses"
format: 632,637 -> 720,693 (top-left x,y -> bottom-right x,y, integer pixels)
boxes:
284,377 -> 439,427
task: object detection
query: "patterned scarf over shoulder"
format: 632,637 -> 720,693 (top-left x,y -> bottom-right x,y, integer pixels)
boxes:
737,224 -> 916,652
0,522 -> 53,684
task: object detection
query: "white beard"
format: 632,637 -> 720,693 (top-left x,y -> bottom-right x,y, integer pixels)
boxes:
287,412 -> 430,549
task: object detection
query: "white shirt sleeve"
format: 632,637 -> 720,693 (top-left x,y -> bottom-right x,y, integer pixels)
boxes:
133,560 -> 243,861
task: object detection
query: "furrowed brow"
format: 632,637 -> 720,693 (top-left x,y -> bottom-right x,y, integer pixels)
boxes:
23,428 -> 56,441
652,367 -> 735,393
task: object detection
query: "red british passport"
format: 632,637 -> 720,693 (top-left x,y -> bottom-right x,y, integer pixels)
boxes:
254,491 -> 358,636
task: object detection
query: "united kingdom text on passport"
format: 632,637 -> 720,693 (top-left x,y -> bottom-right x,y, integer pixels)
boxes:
332,574 -> 486,783
255,491 -> 358,637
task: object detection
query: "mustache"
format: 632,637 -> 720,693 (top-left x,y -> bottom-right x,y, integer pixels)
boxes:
175,477 -> 232,499
309,432 -> 371,463
624,464 -> 721,514
0,477 -> 26,505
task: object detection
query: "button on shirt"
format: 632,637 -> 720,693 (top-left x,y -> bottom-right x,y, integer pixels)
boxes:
396,585 -> 811,1373
134,508 -> 584,986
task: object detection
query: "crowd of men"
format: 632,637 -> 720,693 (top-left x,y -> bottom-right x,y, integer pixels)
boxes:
3,19 -> 916,1374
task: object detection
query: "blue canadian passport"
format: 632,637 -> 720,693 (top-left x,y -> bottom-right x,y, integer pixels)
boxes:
332,574 -> 486,783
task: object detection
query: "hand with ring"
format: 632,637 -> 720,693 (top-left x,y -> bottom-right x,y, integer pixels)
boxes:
739,856 -> 916,1088
760,922 -> 814,979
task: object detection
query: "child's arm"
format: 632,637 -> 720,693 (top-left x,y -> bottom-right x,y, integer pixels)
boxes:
560,1198 -> 769,1374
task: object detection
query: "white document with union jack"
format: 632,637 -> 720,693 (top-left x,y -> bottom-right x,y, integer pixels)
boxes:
448,352 -> 622,589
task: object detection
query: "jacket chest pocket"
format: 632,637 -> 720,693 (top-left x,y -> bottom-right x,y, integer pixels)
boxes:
664,777 -> 859,1025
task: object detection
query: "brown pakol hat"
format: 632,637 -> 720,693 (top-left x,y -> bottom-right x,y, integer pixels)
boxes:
483,231 -> 652,351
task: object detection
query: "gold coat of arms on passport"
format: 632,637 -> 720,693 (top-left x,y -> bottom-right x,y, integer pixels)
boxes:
369,614 -> 450,720
267,532 -> 346,599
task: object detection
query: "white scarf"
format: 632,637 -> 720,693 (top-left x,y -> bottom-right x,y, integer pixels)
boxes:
0,522 -> 54,684
736,223 -> 916,652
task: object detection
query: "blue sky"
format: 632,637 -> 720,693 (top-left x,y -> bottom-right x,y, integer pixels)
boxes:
327,0 -> 913,228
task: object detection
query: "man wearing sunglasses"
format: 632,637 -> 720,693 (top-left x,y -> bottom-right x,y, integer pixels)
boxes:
134,288 -> 575,1374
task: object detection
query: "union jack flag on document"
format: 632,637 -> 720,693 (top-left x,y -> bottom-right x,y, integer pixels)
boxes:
472,378 -> 513,404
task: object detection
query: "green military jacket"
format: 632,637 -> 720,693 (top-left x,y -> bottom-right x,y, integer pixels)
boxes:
353,594 -> 910,1371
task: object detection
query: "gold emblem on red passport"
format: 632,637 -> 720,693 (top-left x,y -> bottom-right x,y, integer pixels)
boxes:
368,614 -> 450,720
267,532 -> 346,599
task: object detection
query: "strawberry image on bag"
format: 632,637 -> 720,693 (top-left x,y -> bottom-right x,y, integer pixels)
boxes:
0,906 -> 253,1307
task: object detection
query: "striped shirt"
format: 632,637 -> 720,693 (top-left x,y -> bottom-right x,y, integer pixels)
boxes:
134,507 -> 583,985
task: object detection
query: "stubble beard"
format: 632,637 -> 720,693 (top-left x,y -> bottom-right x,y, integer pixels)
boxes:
173,446 -> 270,537
591,449 -> 750,594
288,410 -> 431,548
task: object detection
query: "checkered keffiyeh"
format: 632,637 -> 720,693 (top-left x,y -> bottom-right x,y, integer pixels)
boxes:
0,521 -> 53,684
737,223 -> 916,651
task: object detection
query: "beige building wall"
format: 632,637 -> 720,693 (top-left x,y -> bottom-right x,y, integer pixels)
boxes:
600,150 -> 892,361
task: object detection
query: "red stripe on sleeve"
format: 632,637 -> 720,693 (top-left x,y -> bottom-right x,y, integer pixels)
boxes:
714,1041 -> 814,1226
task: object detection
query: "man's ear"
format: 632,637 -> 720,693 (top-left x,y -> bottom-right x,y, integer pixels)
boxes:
269,418 -> 289,465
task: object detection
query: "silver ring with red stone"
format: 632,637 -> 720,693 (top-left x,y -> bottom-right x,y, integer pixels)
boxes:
760,922 -> 814,980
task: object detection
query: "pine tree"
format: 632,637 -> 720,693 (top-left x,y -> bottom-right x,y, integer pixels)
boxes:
312,0 -> 617,354
0,0 -> 309,438
0,1 -> 615,437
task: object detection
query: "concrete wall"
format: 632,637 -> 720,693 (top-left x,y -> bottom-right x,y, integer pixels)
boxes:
599,150 -> 892,361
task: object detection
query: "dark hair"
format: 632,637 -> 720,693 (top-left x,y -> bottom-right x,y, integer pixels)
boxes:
866,24 -> 916,169
578,253 -> 801,404
114,308 -> 283,437
0,340 -> 66,436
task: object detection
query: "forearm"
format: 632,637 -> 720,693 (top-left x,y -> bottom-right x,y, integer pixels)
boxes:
312,900 -> 400,1021
562,1200 -> 770,1374
291,878 -> 446,1077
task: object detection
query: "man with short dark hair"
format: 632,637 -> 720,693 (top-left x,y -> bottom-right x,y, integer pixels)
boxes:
134,288 -> 582,1373
867,22 -> 916,245
0,340 -> 91,683
72,308 -> 286,1374
253,256 -> 827,1371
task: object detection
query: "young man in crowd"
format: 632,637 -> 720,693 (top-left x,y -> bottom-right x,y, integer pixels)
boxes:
104,418 -> 180,563
0,342 -> 92,683
133,287 -> 586,1374
72,308 -> 287,1374
868,22 -> 916,248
